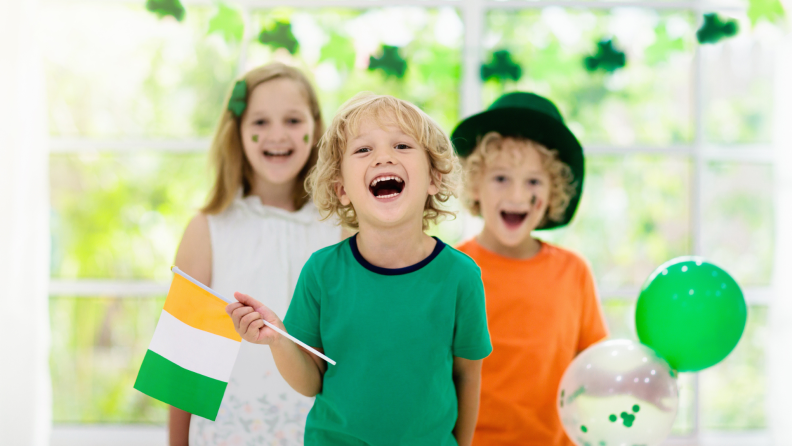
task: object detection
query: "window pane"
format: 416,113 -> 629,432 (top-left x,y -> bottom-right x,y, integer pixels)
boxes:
702,162 -> 774,286
484,8 -> 695,146
702,17 -> 782,144
541,155 -> 692,289
42,3 -> 239,138
701,305 -> 767,430
50,296 -> 167,423
245,7 -> 462,132
50,152 -> 209,280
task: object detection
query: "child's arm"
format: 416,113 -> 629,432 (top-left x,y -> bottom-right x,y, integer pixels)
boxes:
169,213 -> 212,445
227,292 -> 326,396
452,356 -> 483,446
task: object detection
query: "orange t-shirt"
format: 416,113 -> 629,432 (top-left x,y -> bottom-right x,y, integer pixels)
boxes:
457,238 -> 608,446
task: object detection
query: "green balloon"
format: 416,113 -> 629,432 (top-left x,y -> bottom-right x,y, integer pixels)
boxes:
635,257 -> 746,372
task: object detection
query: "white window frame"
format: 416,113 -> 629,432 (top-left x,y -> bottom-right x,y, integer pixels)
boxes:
48,0 -> 774,444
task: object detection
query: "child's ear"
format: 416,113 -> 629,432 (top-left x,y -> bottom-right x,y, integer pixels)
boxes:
334,178 -> 351,206
428,169 -> 441,196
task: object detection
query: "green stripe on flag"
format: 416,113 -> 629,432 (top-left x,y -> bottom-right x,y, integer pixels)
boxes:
134,350 -> 227,421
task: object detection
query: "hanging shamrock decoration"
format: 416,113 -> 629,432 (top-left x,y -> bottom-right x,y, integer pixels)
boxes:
145,0 -> 185,21
480,50 -> 522,83
748,0 -> 786,26
368,45 -> 408,79
584,39 -> 627,73
258,21 -> 299,54
208,3 -> 245,43
696,13 -> 739,44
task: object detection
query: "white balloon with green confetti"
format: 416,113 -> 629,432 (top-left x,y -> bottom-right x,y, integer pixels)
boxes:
557,339 -> 679,446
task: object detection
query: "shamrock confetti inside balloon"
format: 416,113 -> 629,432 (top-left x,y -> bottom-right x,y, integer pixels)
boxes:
146,0 -> 185,21
584,39 -> 626,73
636,257 -> 746,372
696,13 -> 739,44
481,50 -> 522,82
558,340 -> 678,446
368,45 -> 408,78
258,21 -> 299,54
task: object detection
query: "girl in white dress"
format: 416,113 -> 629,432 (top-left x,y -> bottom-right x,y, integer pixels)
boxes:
169,63 -> 342,446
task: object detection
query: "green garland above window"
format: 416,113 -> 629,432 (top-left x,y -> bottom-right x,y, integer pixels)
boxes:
368,45 -> 407,79
481,50 -> 522,83
584,39 -> 626,73
258,21 -> 299,54
145,0 -> 185,21
696,13 -> 739,44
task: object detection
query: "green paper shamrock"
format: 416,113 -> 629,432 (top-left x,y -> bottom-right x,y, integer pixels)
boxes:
584,39 -> 626,73
696,13 -> 739,44
481,50 -> 522,82
258,21 -> 299,54
228,80 -> 247,117
368,45 -> 407,79
748,0 -> 786,26
145,0 -> 185,21
208,3 -> 244,43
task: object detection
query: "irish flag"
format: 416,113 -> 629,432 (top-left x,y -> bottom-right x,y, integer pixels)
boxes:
134,267 -> 241,421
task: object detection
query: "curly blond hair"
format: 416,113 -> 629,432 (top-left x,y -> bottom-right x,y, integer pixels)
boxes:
202,63 -> 324,214
462,132 -> 577,227
306,92 -> 461,230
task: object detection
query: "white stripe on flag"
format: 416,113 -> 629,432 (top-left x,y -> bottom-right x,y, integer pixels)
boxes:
149,310 -> 241,382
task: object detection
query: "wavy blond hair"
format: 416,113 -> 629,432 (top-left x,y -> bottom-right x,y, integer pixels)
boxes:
462,132 -> 576,227
202,63 -> 324,214
306,92 -> 461,230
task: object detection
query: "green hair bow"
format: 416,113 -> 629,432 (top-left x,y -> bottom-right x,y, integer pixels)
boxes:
228,80 -> 247,117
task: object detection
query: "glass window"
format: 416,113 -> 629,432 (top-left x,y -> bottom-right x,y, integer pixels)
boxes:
50,296 -> 168,423
50,152 -> 209,281
541,155 -> 692,289
484,8 -> 695,146
701,162 -> 774,286
42,3 -> 239,138
701,16 -> 782,144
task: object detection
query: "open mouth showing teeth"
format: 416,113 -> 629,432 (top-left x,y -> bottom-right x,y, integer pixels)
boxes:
263,149 -> 293,157
369,175 -> 404,199
501,211 -> 528,226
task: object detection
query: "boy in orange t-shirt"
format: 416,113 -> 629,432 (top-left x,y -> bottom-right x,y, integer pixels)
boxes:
451,92 -> 608,446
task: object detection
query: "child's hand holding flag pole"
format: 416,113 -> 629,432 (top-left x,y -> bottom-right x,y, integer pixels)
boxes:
134,267 -> 335,421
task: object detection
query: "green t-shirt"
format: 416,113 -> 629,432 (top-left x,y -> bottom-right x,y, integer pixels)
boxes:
283,235 -> 492,446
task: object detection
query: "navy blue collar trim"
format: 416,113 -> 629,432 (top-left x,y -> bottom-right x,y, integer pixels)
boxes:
349,234 -> 446,276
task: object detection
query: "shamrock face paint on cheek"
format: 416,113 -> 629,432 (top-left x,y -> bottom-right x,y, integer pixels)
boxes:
251,134 -> 259,143
303,134 -> 309,144
530,195 -> 537,206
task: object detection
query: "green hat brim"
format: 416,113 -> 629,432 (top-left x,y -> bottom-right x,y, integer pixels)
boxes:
451,107 -> 584,230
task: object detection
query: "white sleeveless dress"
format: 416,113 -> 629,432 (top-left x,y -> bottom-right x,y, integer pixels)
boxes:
189,195 -> 341,446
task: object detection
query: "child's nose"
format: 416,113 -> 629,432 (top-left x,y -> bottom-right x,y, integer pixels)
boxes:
264,122 -> 289,142
373,147 -> 397,165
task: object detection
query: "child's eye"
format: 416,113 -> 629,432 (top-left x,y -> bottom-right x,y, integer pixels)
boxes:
254,119 -> 267,126
287,118 -> 302,125
494,175 -> 508,183
395,143 -> 410,150
355,147 -> 371,154
528,178 -> 542,186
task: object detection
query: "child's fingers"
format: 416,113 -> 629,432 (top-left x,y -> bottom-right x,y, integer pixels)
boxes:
246,319 -> 265,341
230,306 -> 255,329
226,302 -> 244,316
234,292 -> 264,309
239,311 -> 261,331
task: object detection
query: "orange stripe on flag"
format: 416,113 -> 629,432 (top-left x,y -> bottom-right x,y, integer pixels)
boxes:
163,274 -> 241,342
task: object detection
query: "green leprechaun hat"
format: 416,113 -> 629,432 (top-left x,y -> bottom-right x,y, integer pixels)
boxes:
451,92 -> 584,230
